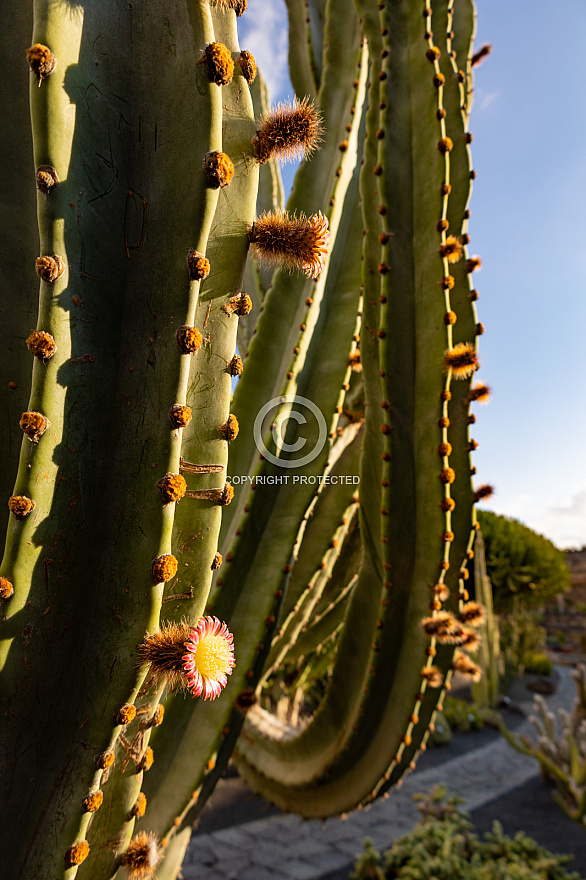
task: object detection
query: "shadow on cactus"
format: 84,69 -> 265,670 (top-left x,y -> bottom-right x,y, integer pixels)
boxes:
0,1 -> 490,878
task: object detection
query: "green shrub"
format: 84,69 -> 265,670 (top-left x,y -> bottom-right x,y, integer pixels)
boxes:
442,697 -> 484,732
351,787 -> 582,880
477,511 -> 570,614
500,606 -> 548,684
427,709 -> 452,746
524,651 -> 554,676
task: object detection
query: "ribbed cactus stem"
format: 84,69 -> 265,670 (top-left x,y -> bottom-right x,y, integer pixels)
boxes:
1,0 -> 226,875
263,502 -> 359,681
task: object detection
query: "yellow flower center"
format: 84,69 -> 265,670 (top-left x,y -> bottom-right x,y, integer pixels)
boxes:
194,634 -> 232,679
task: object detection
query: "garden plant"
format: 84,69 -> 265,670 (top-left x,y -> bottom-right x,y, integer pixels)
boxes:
501,665 -> 586,827
351,786 -> 582,880
0,0 -> 490,877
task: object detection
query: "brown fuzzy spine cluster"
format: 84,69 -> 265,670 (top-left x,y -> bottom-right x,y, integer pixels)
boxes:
8,495 -> 35,519
444,343 -> 478,379
420,666 -> 443,688
203,151 -> 234,188
137,747 -> 154,773
222,292 -> 252,316
0,577 -> 14,600
238,50 -> 257,83
187,250 -> 210,281
120,832 -> 161,879
227,354 -> 243,376
35,165 -> 59,193
151,554 -> 178,583
82,790 -> 104,813
26,330 -> 57,360
20,411 -> 49,442
473,484 -> 493,503
453,650 -> 481,681
472,44 -> 492,67
249,210 -> 330,279
198,42 -> 234,86
438,236 -> 463,263
157,473 -> 187,504
438,467 -> 455,484
138,622 -> 191,692
459,601 -> 486,627
348,351 -> 362,372
95,750 -> 115,770
64,841 -> 89,867
169,404 -> 192,428
26,44 -> 56,81
218,414 -> 239,442
211,552 -> 223,570
211,0 -> 248,15
116,704 -> 137,726
131,792 -> 147,818
176,325 -> 202,354
252,97 -> 323,164
35,254 -> 64,283
468,382 -> 491,403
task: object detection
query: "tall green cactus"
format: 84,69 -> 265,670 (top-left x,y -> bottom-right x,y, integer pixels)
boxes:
0,1 -> 490,878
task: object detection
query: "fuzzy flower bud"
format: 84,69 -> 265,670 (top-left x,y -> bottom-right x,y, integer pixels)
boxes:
252,97 -> 323,164
249,210 -> 331,279
444,342 -> 478,379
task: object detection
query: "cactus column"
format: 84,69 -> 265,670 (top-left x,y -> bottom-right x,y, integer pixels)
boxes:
0,1 -> 236,876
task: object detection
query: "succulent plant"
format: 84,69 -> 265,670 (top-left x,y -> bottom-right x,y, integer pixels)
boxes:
501,665 -> 586,826
0,1 -> 487,877
470,529 -> 501,708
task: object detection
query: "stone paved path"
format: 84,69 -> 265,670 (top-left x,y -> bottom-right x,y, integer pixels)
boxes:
181,666 -> 575,880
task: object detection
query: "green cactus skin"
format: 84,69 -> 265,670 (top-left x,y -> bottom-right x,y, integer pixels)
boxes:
131,6 -> 260,870
284,0 -> 318,101
128,17 -> 366,866
275,422 -> 363,628
471,530 -> 500,709
284,567 -> 359,665
221,0 -> 363,546
239,72 -> 284,358
263,500 -> 359,681
159,2 -> 259,633
0,3 -> 38,543
432,0 -> 479,615
366,0 -> 479,797
306,0 -> 325,87
0,0 -> 488,873
232,0 -> 480,816
78,2 -> 229,869
353,0 -> 385,580
0,0 -> 227,875
137,119 -> 365,880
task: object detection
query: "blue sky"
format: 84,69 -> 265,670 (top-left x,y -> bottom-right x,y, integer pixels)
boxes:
240,1 -> 586,549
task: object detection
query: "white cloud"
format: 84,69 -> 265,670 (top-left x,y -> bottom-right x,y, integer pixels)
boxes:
474,88 -> 500,112
483,484 -> 586,550
239,0 -> 290,101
